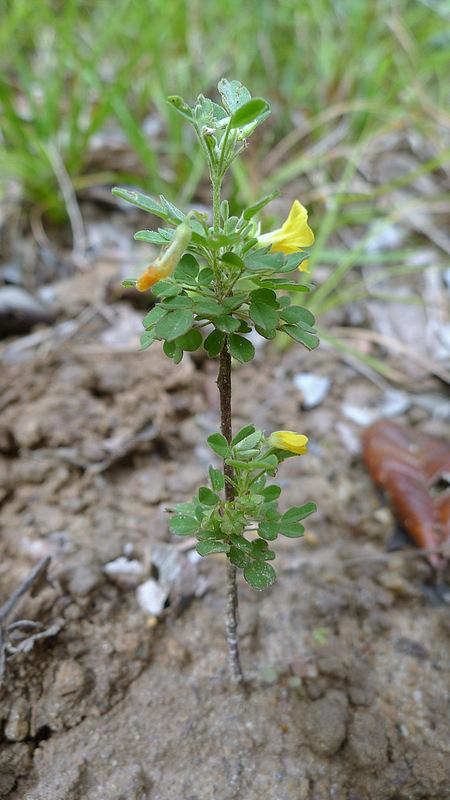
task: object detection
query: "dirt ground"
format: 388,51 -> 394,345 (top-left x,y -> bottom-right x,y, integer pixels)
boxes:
0,255 -> 449,800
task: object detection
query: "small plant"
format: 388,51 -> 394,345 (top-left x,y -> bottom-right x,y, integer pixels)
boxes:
113,80 -> 318,686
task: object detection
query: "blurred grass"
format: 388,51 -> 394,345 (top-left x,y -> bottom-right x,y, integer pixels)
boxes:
0,0 -> 449,326
1,0 -> 448,203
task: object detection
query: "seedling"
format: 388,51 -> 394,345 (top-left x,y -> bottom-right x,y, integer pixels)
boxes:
113,80 -> 318,686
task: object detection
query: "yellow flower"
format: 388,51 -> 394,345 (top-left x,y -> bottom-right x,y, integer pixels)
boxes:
268,430 -> 308,455
136,217 -> 192,291
258,200 -> 314,271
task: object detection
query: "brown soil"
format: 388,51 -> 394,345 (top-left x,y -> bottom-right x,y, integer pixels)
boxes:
0,262 -> 449,800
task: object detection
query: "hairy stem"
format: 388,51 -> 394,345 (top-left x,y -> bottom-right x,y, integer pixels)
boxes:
217,339 -> 244,686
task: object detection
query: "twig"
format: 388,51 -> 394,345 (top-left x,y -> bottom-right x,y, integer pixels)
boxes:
0,556 -> 51,624
217,338 -> 245,687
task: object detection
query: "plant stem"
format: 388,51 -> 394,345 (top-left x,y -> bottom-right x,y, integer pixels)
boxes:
217,338 -> 244,686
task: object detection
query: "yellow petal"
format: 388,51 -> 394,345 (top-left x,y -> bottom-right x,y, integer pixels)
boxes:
258,200 -> 314,256
268,430 -> 308,455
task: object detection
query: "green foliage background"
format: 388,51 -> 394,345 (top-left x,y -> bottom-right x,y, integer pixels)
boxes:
1,0 -> 448,211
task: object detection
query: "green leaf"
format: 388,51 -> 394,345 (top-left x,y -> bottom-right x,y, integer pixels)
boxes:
214,315 -> 241,333
163,340 -> 183,363
258,520 -> 279,541
221,293 -> 249,312
249,302 -> 279,331
279,252 -> 310,272
283,324 -> 319,351
229,546 -> 251,569
225,458 -> 255,470
209,466 -> 225,492
204,329 -> 226,357
250,540 -> 275,561
286,501 -> 316,520
234,430 -> 263,452
169,514 -> 199,536
231,424 -> 255,447
166,501 -> 196,514
279,522 -> 305,538
249,288 -> 279,307
143,306 -> 167,328
228,334 -> 255,363
175,328 -> 203,351
230,98 -> 270,128
112,188 -> 167,220
244,561 -> 276,589
221,251 -> 245,269
174,253 -> 199,284
207,433 -> 231,457
159,194 -> 185,223
244,250 -> 285,272
261,485 -> 281,502
229,534 -> 251,551
161,295 -> 194,309
192,298 -> 225,317
196,529 -> 223,541
197,267 -> 215,285
254,325 -> 276,340
218,79 -> 251,113
242,190 -> 280,221
134,230 -> 171,245
139,330 -> 158,351
197,540 -> 230,556
283,306 -> 316,326
156,309 -> 194,341
166,95 -> 194,123
198,486 -> 220,506
152,280 -> 182,297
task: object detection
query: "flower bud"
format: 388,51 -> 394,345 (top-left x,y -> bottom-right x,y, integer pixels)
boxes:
268,430 -> 308,455
136,217 -> 192,292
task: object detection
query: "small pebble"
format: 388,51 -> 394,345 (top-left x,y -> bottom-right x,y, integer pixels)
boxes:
4,698 -> 30,742
136,579 -> 168,616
